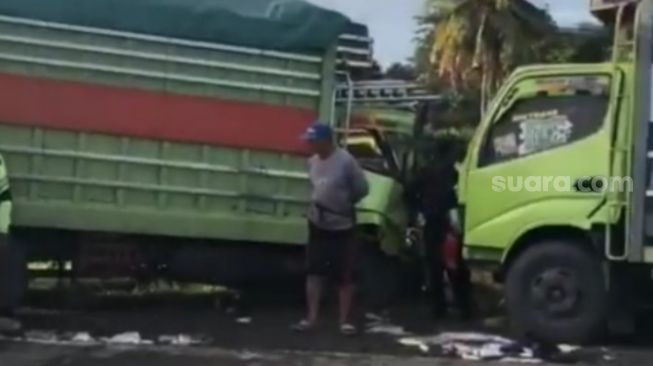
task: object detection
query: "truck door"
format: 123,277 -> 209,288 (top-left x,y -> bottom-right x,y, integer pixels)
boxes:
462,72 -> 621,253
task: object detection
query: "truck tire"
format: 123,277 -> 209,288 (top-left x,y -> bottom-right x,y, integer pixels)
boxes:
505,240 -> 607,344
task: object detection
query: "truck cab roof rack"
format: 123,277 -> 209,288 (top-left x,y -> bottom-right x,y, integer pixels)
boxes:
590,0 -> 638,24
335,79 -> 441,105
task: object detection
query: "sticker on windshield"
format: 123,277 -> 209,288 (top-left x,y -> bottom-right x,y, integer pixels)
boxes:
517,113 -> 573,156
493,133 -> 518,157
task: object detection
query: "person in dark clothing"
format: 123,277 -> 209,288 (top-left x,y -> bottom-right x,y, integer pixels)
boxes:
0,238 -> 24,333
405,140 -> 472,320
423,211 -> 472,320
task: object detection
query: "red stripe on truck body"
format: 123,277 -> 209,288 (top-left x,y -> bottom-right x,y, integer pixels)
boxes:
0,73 -> 315,154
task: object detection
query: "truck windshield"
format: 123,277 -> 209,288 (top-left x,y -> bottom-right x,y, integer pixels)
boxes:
480,92 -> 610,167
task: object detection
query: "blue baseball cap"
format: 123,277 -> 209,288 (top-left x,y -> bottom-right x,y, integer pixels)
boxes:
301,123 -> 333,142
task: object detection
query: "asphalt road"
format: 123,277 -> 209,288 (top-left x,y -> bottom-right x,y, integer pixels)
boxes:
0,337 -> 646,366
0,284 -> 647,366
0,341 -> 562,366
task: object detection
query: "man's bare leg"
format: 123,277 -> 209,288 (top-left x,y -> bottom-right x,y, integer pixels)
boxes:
338,283 -> 355,325
306,275 -> 323,325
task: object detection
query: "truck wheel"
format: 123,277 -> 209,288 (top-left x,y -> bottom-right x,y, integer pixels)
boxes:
505,241 -> 607,344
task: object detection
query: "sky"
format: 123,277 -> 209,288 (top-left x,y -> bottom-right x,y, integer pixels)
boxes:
308,0 -> 596,68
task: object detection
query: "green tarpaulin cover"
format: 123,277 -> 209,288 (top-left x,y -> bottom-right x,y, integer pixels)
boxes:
0,0 -> 351,54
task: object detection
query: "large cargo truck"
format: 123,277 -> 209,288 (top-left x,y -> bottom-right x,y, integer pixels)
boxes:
456,0 -> 653,344
0,0 -> 427,301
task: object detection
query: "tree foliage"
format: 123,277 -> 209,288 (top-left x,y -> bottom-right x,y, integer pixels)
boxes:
417,0 -> 610,127
425,0 -> 556,109
385,63 -> 417,80
544,24 -> 611,63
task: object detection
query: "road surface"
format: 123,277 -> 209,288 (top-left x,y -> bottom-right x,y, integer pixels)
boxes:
1,339 -> 643,366
0,284 -> 646,365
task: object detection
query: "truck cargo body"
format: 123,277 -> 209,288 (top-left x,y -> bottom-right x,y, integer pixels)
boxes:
0,13 -> 328,244
0,5 -> 408,287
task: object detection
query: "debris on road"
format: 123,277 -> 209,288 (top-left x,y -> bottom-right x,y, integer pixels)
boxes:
445,341 -> 512,361
236,317 -> 252,325
0,317 -> 22,332
237,350 -> 266,361
398,338 -> 430,353
158,334 -> 204,346
104,332 -> 150,345
364,312 -> 388,323
366,324 -> 410,337
70,332 -> 95,344
397,332 -> 594,363
558,345 -> 581,354
23,330 -> 59,344
363,313 -> 411,337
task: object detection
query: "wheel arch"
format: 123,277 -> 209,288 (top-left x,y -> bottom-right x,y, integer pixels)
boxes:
496,225 -> 599,283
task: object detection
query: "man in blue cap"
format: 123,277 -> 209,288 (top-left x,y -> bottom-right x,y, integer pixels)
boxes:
292,122 -> 369,335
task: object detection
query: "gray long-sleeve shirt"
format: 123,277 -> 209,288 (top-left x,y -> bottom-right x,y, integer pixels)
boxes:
307,148 -> 369,231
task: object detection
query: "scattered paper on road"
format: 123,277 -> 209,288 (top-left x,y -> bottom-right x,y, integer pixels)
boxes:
397,331 -> 589,363
558,344 -> 581,353
398,338 -> 430,353
71,332 -> 95,344
236,317 -> 252,325
158,334 -> 204,346
238,350 -> 265,360
0,317 -> 22,332
105,332 -> 153,345
366,324 -> 410,337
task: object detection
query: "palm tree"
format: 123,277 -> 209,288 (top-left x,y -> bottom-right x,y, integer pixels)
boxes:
426,0 -> 555,114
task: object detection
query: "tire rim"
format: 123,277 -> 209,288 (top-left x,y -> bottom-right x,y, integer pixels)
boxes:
530,267 -> 581,318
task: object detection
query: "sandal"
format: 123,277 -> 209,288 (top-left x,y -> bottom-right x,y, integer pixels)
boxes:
291,319 -> 316,332
340,323 -> 357,336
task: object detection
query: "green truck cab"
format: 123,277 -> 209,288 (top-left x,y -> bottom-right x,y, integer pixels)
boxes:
457,0 -> 651,343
